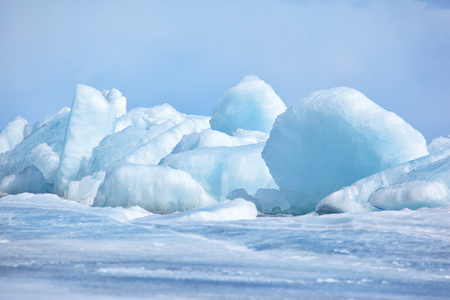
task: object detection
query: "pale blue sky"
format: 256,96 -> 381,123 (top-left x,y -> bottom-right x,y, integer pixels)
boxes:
1,0 -> 449,142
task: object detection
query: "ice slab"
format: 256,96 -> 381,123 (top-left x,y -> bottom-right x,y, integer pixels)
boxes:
89,123 -> 176,174
210,75 -> 286,134
102,88 -> 127,118
18,143 -> 60,183
428,136 -> 450,153
0,116 -> 31,154
161,143 -> 273,201
54,84 -> 116,196
263,87 -> 429,214
94,164 -> 217,213
172,128 -> 267,154
316,149 -> 450,214
67,171 -> 106,205
0,108 -> 70,181
255,188 -> 291,214
0,166 -> 48,194
125,117 -> 210,165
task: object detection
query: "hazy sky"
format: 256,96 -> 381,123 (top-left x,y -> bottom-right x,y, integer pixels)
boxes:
1,0 -> 449,142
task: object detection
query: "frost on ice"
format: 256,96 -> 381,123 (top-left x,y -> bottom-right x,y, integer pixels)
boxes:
262,87 -> 429,214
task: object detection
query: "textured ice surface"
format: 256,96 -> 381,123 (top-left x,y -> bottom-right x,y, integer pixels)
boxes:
67,171 -> 105,205
172,129 -> 260,153
54,84 -> 116,196
368,180 -> 450,210
128,103 -> 189,129
125,117 -> 210,165
210,75 -> 286,134
134,198 -> 257,223
255,188 -> 291,214
102,88 -> 127,118
88,123 -> 177,174
0,108 -> 70,182
1,193 -> 449,299
161,143 -> 273,201
317,149 -> 450,214
263,87 -> 429,214
0,166 -> 48,194
94,164 -> 216,213
19,143 -> 60,183
0,116 -> 31,154
428,136 -> 450,153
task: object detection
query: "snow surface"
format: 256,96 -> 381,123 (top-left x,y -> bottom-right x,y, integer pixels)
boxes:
1,193 -> 449,299
263,87 -> 429,214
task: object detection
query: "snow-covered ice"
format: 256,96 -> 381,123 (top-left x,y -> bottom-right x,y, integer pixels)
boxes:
263,87 -> 429,214
1,193 -> 449,299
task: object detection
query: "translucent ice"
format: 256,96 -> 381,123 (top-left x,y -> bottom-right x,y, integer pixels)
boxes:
161,143 -> 273,201
171,128 -> 267,154
102,88 -> 127,118
67,171 -> 106,205
368,180 -> 450,210
54,84 -> 116,196
263,87 -> 429,214
316,149 -> 450,214
125,117 -> 210,165
0,165 -> 48,194
89,123 -> 176,174
18,143 -> 60,183
254,188 -> 290,214
210,75 -> 286,134
0,108 -> 70,182
94,164 -> 217,213
428,136 -> 450,153
0,116 -> 31,154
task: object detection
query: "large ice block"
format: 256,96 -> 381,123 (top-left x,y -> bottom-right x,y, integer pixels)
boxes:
93,164 -> 217,213
210,75 -> 286,134
54,84 -> 116,196
262,87 -> 429,214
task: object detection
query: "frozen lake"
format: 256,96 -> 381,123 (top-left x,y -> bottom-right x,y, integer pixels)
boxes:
1,193 -> 449,299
